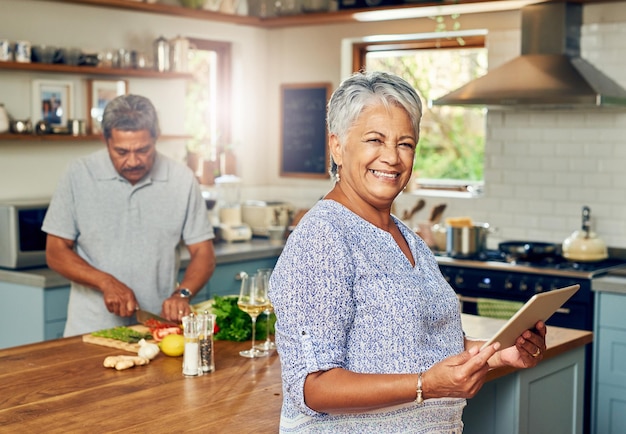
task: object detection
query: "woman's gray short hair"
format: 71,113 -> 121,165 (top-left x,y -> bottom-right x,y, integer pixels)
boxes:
327,71 -> 423,180
101,94 -> 160,142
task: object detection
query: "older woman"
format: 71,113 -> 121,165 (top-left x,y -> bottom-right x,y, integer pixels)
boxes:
269,71 -> 546,432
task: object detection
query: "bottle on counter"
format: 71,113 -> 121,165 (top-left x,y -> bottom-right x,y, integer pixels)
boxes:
198,311 -> 216,373
182,314 -> 200,376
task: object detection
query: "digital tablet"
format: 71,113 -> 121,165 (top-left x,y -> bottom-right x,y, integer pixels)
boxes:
480,284 -> 580,350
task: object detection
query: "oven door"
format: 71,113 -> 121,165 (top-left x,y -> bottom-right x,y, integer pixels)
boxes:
456,294 -> 588,330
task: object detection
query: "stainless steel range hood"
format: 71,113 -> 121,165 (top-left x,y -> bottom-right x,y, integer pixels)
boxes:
432,2 -> 626,110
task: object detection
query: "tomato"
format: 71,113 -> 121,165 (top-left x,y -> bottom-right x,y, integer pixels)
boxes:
152,327 -> 183,342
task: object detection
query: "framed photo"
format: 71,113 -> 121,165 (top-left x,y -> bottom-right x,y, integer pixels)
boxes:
31,80 -> 74,127
87,79 -> 128,135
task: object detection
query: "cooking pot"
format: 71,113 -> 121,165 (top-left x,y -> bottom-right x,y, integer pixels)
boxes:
499,241 -> 558,262
446,222 -> 492,258
562,206 -> 608,262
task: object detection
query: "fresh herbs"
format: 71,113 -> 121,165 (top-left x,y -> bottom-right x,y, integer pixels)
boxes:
210,295 -> 274,342
91,326 -> 152,343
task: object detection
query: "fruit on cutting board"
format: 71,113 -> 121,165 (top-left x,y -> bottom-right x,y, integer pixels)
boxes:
159,334 -> 185,357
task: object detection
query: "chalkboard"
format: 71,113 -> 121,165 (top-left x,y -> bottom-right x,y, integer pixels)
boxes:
280,83 -> 331,179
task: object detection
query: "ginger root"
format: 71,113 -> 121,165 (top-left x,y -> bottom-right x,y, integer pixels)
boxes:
103,355 -> 150,371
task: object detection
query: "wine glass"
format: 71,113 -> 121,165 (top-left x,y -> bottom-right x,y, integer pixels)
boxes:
237,273 -> 271,358
254,268 -> 276,351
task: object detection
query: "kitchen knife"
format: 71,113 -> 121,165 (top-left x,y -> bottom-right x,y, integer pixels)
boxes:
135,309 -> 180,327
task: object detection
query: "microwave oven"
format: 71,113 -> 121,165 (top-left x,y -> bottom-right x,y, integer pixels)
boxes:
0,199 -> 50,269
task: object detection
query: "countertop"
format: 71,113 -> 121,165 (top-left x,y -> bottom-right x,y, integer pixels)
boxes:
0,314 -> 592,431
592,272 -> 626,295
0,238 -> 284,289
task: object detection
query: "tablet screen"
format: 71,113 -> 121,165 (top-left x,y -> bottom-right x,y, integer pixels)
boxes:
480,284 -> 580,350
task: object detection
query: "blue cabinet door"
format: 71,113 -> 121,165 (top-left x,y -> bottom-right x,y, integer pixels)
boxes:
180,257 -> 279,303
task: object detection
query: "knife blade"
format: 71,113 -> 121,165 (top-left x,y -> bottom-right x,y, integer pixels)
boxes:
136,309 -> 180,327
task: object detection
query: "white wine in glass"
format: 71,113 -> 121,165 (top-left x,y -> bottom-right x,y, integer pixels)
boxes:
254,268 -> 276,351
238,273 -> 271,358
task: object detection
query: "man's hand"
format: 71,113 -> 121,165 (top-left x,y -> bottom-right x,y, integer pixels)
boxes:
162,296 -> 192,322
47,234 -> 139,317
100,277 -> 139,317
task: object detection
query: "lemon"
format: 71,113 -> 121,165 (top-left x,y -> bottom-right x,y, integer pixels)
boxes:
159,334 -> 185,357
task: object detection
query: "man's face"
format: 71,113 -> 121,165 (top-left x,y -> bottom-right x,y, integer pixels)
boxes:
106,129 -> 157,185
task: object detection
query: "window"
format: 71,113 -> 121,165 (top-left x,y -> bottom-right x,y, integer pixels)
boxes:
186,39 -> 232,183
353,32 -> 487,196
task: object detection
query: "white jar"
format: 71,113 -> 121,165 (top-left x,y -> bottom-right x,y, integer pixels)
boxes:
0,104 -> 9,133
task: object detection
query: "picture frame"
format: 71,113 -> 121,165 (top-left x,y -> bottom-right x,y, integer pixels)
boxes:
31,80 -> 74,128
279,82 -> 331,179
87,79 -> 128,135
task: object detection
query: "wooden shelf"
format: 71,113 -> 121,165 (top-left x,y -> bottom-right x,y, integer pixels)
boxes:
42,0 -> 622,29
0,61 -> 193,79
39,0 -> 503,28
0,133 -> 190,142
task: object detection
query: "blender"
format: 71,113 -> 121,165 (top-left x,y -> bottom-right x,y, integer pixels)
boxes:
214,175 -> 252,242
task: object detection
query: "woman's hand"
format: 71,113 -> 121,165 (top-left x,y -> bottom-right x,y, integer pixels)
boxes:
421,343 -> 499,400
496,321 -> 547,368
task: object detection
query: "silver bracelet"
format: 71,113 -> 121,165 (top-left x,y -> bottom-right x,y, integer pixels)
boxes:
415,372 -> 424,405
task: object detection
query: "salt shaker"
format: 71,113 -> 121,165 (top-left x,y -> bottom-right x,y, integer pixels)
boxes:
198,311 -> 216,373
182,314 -> 200,376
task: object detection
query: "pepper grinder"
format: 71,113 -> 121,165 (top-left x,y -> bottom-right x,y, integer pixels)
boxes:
198,311 -> 216,373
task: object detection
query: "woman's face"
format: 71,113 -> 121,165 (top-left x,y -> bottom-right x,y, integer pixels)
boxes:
330,103 -> 416,209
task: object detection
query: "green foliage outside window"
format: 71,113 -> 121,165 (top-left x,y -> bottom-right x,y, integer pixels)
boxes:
367,47 -> 486,182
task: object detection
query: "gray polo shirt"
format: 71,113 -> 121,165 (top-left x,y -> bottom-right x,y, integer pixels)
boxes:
42,149 -> 214,336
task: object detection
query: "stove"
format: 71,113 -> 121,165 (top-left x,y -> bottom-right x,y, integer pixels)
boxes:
436,250 -> 626,330
436,249 -> 626,434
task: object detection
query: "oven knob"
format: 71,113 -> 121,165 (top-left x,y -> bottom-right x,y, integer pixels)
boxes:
504,278 -> 513,290
519,280 -> 529,292
455,275 -> 464,287
534,281 -> 544,293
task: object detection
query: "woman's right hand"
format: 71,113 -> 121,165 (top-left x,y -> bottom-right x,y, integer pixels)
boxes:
421,343 -> 500,400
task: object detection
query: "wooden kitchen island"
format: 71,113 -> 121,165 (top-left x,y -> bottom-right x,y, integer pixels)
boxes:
0,316 -> 592,433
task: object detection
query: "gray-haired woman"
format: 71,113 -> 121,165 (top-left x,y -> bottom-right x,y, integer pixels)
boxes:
269,71 -> 546,432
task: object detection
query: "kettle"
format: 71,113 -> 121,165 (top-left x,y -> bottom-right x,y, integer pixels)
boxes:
562,206 -> 608,262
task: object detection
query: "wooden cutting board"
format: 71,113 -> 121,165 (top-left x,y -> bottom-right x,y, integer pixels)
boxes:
82,325 -> 152,353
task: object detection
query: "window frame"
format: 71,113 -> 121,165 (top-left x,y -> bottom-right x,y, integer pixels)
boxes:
188,38 -> 232,147
351,33 -> 487,197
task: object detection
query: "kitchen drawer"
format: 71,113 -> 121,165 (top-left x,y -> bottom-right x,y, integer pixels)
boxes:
597,327 -> 626,387
595,383 -> 626,434
44,286 -> 70,322
597,292 -> 626,329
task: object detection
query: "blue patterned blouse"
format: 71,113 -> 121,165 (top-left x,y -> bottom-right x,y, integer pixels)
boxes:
269,200 -> 466,433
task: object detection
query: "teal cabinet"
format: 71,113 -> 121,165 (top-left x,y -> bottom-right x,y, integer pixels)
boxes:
0,250 -> 279,349
592,291 -> 626,434
0,282 -> 69,349
464,346 -> 586,434
183,256 -> 279,303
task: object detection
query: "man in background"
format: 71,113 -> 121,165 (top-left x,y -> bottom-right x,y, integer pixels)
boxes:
43,94 -> 215,336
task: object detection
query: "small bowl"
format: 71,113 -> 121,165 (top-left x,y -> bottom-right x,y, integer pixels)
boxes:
31,45 -> 58,64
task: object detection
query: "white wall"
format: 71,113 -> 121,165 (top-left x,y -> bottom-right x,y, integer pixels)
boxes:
2,1 -> 626,250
